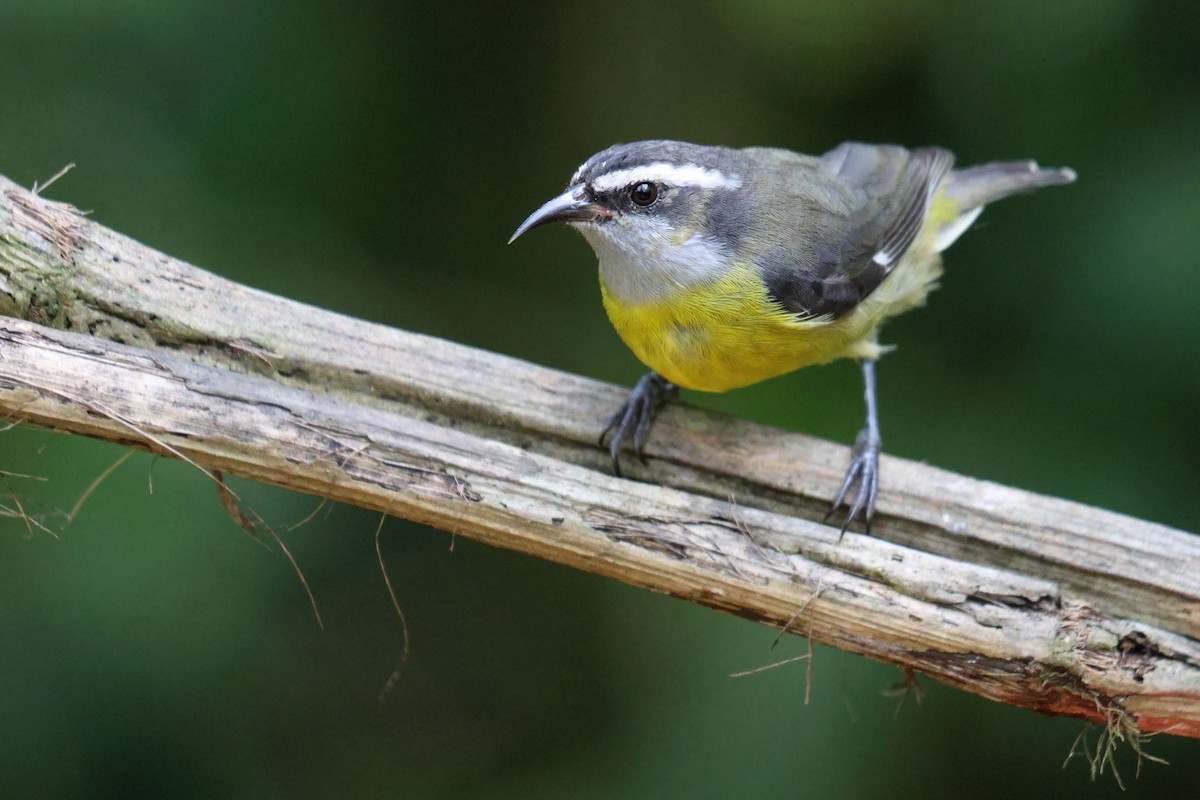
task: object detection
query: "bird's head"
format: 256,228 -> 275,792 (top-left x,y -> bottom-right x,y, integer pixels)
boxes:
509,141 -> 752,301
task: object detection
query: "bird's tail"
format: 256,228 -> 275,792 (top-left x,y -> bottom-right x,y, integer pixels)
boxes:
931,160 -> 1076,252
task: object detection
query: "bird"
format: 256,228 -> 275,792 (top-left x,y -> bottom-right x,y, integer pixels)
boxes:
509,140 -> 1075,531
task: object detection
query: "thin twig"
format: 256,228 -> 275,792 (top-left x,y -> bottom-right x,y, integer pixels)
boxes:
285,497 -> 330,533
64,448 -> 135,528
31,163 -> 75,196
249,505 -> 324,631
2,474 -> 56,539
772,579 -> 826,650
375,514 -> 411,702
729,653 -> 811,678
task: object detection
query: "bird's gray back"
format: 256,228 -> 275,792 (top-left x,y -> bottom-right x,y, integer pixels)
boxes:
738,142 -> 954,319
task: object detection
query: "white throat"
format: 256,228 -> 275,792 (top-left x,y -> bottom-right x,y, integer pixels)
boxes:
575,219 -> 727,305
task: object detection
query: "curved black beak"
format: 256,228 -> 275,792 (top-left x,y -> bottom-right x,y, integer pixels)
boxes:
508,186 -> 606,244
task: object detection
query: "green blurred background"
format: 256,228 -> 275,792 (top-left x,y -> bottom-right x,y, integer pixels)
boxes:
2,1 -> 1198,797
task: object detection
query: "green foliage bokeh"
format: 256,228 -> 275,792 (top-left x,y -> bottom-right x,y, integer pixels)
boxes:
2,2 -> 1198,797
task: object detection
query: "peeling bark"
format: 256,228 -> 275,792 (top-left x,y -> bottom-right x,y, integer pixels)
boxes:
1,174 -> 1198,738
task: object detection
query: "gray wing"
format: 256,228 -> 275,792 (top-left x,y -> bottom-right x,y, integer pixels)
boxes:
761,143 -> 954,319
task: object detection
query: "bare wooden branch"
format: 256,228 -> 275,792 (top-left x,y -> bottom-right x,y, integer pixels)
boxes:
1,174 -> 1197,738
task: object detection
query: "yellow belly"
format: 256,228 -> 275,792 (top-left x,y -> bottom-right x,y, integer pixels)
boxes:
600,252 -> 943,393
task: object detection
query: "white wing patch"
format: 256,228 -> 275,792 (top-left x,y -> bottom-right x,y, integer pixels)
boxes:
589,162 -> 742,193
873,248 -> 898,267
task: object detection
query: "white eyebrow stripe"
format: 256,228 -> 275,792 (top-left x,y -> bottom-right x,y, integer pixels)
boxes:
589,162 -> 741,192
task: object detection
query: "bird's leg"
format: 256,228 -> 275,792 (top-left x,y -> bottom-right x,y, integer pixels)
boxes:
598,372 -> 678,476
829,359 -> 882,535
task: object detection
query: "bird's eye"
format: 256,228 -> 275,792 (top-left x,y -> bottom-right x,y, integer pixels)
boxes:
630,182 -> 659,207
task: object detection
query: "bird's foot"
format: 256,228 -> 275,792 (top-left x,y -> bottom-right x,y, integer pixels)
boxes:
827,426 -> 881,536
598,373 -> 678,476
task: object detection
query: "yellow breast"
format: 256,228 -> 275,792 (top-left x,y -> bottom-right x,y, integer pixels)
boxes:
600,263 -> 857,392
600,238 -> 946,393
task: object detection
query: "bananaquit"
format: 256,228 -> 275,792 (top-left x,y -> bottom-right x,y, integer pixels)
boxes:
509,140 -> 1074,530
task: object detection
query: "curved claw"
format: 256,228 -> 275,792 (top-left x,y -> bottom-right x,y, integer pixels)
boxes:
598,373 -> 676,476
826,427 -> 881,536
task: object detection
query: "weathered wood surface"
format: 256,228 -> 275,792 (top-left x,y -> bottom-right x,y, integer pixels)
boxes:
1,174 -> 1197,737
